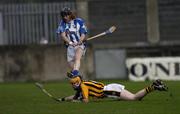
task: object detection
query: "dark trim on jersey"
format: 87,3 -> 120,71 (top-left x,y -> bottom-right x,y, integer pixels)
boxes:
89,89 -> 104,94
89,80 -> 104,86
69,35 -> 74,42
103,91 -> 120,97
83,83 -> 104,90
73,20 -> 79,42
74,34 -> 79,42
89,94 -> 105,98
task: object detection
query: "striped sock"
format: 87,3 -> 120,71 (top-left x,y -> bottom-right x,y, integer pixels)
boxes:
145,85 -> 155,93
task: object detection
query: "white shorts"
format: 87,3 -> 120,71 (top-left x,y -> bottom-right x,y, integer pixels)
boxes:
67,44 -> 86,62
103,83 -> 125,98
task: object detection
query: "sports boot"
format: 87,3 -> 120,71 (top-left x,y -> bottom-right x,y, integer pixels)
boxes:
152,79 -> 168,91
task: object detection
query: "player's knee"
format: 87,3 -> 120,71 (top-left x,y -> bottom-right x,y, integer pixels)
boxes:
133,95 -> 143,101
128,96 -> 137,101
121,94 -> 137,101
125,94 -> 139,101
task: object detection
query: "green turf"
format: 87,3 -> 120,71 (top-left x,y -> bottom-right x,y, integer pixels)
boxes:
0,80 -> 179,114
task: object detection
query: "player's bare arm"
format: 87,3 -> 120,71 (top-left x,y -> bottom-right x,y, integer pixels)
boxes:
78,33 -> 86,45
60,32 -> 76,46
60,32 -> 69,43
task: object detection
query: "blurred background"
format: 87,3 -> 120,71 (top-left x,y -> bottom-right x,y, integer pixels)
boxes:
0,0 -> 180,82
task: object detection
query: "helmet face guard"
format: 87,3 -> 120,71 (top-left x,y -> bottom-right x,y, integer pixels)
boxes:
70,76 -> 81,84
60,7 -> 72,18
60,11 -> 70,17
70,76 -> 81,89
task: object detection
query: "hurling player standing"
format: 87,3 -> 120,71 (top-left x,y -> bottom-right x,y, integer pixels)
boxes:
56,7 -> 88,77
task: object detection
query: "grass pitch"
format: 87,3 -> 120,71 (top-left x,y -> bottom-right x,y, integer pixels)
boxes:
0,80 -> 179,114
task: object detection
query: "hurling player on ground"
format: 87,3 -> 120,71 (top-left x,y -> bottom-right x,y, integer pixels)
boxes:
56,7 -> 88,77
59,76 -> 168,103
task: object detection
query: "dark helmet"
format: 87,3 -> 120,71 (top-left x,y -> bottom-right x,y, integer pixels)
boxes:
60,7 -> 72,17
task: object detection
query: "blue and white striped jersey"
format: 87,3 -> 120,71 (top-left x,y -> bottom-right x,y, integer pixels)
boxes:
56,18 -> 87,44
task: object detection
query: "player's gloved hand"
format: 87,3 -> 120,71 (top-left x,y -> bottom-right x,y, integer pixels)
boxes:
59,97 -> 65,101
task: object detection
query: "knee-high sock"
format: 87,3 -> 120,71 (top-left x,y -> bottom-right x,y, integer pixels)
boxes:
145,85 -> 155,93
135,85 -> 155,100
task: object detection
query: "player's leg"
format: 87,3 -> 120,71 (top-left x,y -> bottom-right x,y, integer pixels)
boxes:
68,60 -> 74,70
71,45 -> 86,76
66,46 -> 76,77
103,83 -> 139,101
120,80 -> 168,101
120,88 -> 147,101
66,45 -> 85,77
103,83 -> 154,100
74,47 -> 84,71
119,89 -> 138,100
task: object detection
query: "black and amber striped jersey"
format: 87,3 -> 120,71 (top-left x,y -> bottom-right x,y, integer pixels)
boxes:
73,80 -> 105,100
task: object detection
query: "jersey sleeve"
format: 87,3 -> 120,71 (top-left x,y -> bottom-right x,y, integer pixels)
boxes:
76,18 -> 88,35
56,20 -> 65,34
81,83 -> 89,99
